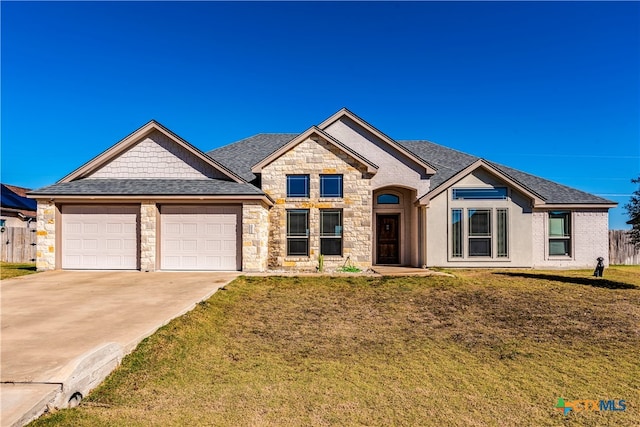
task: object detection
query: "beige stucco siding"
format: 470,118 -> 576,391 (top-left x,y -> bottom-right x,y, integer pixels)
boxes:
425,170 -> 534,267
323,118 -> 430,195
261,136 -> 372,271
532,209 -> 609,268
89,130 -> 227,179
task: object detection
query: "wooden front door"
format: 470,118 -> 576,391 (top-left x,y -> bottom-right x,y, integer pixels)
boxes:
376,214 -> 400,264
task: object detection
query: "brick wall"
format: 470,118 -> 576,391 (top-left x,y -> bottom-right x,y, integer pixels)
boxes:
532,209 -> 609,268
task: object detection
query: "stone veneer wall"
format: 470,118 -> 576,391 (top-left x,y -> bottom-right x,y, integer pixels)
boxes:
532,209 -> 609,268
89,130 -> 227,179
261,137 -> 372,271
242,202 -> 269,271
35,201 -> 56,271
140,202 -> 157,271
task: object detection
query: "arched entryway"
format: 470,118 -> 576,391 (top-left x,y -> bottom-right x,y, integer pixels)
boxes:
372,187 -> 418,266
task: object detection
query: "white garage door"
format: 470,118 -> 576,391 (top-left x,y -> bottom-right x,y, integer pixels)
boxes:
62,205 -> 138,270
161,205 -> 240,271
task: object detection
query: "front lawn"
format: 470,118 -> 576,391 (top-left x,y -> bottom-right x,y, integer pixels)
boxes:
32,267 -> 640,426
1,262 -> 38,280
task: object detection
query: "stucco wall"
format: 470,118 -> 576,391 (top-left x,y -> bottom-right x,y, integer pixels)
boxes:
426,170 -> 534,267
532,209 -> 609,268
323,118 -> 430,195
89,130 -> 227,179
261,136 -> 372,271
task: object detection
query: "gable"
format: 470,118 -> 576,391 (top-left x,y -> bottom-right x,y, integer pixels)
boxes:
251,127 -> 378,175
321,115 -> 431,195
59,121 -> 244,183
88,130 -> 227,180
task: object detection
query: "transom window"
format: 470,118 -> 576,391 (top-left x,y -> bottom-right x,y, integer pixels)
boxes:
286,210 -> 309,256
452,188 -> 508,200
377,194 -> 400,204
549,211 -> 571,256
320,210 -> 342,256
287,175 -> 309,198
320,175 -> 343,198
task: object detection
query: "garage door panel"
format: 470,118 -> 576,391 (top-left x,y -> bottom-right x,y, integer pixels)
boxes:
62,205 -> 139,270
161,205 -> 240,271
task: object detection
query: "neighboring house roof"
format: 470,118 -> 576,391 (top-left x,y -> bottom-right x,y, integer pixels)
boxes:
28,179 -> 264,197
1,184 -> 37,217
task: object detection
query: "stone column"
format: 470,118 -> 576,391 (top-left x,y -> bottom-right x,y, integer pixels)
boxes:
36,201 -> 56,271
140,202 -> 157,271
242,202 -> 269,272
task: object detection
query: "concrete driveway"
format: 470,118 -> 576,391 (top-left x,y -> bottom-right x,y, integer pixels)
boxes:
1,270 -> 240,427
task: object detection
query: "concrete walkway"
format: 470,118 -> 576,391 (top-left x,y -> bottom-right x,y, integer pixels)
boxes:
372,266 -> 454,277
1,270 -> 239,427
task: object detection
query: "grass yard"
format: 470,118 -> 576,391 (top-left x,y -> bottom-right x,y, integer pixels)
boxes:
0,262 -> 37,280
32,267 -> 639,426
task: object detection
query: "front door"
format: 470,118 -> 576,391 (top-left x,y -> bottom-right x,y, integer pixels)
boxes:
377,214 -> 400,264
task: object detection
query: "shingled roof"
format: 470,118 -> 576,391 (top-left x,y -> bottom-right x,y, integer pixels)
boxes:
29,179 -> 264,196
207,134 -> 298,183
207,134 -> 614,205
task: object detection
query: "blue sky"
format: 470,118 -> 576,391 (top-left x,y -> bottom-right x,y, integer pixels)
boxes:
2,1 -> 638,229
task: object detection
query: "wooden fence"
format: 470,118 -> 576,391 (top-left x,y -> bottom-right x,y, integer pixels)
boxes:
0,226 -> 37,263
609,230 -> 640,265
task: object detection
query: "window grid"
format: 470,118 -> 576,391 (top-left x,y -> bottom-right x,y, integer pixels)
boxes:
320,175 -> 343,198
286,209 -> 309,256
286,175 -> 309,198
468,209 -> 491,257
320,209 -> 342,256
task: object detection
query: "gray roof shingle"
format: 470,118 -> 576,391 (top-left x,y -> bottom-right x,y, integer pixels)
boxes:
207,134 -> 298,182
399,140 -> 614,204
207,134 -> 613,205
30,179 -> 264,196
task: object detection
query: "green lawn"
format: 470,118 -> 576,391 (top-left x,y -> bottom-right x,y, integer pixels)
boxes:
1,262 -> 38,280
31,267 -> 640,426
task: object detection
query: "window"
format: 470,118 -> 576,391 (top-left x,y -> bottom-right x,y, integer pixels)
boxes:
377,194 -> 400,204
320,210 -> 342,255
451,209 -> 463,258
468,209 -> 491,257
320,175 -> 343,198
549,211 -> 571,256
450,208 -> 508,259
452,188 -> 507,200
287,210 -> 309,256
497,209 -> 508,258
287,175 -> 309,198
